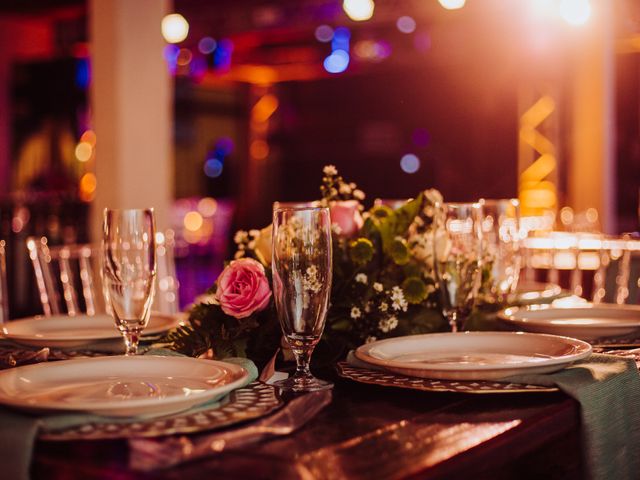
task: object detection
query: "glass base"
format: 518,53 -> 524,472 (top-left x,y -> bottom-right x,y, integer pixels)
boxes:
273,375 -> 333,393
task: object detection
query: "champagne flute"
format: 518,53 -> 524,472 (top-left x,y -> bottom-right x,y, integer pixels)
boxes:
433,202 -> 483,332
478,198 -> 521,304
272,205 -> 333,392
102,208 -> 157,355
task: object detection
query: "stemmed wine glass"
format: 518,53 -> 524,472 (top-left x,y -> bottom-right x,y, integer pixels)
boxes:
478,198 -> 521,304
433,202 -> 483,332
271,205 -> 333,392
102,208 -> 157,355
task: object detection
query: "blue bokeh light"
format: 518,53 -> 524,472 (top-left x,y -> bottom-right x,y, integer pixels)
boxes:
204,158 -> 224,178
324,49 -> 350,73
400,154 -> 420,174
332,27 -> 351,52
198,37 -> 217,54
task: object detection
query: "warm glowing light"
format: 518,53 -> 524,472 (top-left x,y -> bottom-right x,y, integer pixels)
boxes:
250,140 -> 270,160
75,142 -> 93,162
585,207 -> 598,223
80,130 -> 96,147
315,25 -> 334,43
79,173 -> 97,201
176,48 -> 193,66
400,154 -> 420,174
324,50 -> 350,73
252,94 -> 279,122
559,206 -> 574,226
343,0 -> 375,21
438,0 -> 466,10
559,0 -> 591,26
197,197 -> 218,217
161,14 -> 189,44
396,16 -> 416,34
184,211 -> 203,232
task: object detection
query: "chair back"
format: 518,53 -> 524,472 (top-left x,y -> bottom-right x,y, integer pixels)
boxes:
0,240 -> 9,324
521,232 -> 640,304
27,233 -> 179,316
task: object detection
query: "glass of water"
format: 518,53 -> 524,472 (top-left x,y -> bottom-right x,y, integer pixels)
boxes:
102,208 -> 157,355
433,202 -> 483,332
271,205 -> 333,392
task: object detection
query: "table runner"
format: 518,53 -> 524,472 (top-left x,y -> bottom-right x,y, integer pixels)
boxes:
347,351 -> 640,480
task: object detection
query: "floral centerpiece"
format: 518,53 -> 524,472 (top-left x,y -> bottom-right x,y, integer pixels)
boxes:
166,166 -> 448,367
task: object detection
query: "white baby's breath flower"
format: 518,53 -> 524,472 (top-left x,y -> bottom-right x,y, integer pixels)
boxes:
331,223 -> 343,235
234,250 -> 245,259
365,335 -> 377,344
247,240 -> 256,249
390,286 -> 408,312
379,301 -> 388,312
373,282 -> 383,292
249,229 -> 261,237
378,315 -> 399,333
350,306 -> 362,319
323,165 -> 338,176
339,184 -> 352,195
353,189 -> 365,200
355,273 -> 368,284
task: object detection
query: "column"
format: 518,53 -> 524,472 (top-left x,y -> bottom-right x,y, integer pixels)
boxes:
89,0 -> 173,240
568,0 -> 616,233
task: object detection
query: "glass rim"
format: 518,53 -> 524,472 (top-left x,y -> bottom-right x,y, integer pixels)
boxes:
436,201 -> 482,209
478,198 -> 520,206
103,208 -> 155,213
273,205 -> 329,213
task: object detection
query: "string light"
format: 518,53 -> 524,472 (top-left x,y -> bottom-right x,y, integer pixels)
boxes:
343,0 -> 375,21
161,14 -> 189,44
438,0 -> 466,10
400,154 -> 420,174
396,16 -> 416,34
324,50 -> 350,74
559,0 -> 591,26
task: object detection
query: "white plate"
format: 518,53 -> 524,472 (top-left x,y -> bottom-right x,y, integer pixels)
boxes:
1,313 -> 183,347
498,303 -> 640,341
355,332 -> 591,380
513,281 -> 563,304
0,356 -> 249,417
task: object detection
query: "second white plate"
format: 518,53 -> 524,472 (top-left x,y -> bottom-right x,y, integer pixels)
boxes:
498,303 -> 640,341
0,355 -> 249,417
355,332 -> 591,380
1,313 -> 183,347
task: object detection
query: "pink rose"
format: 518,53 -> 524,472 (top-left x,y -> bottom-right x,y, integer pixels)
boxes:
215,258 -> 272,319
330,200 -> 364,237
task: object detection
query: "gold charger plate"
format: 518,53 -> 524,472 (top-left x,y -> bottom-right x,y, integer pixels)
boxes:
336,362 -> 558,394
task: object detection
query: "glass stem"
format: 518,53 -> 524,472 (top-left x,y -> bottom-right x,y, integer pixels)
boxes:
123,332 -> 140,356
293,347 -> 313,379
446,311 -> 461,333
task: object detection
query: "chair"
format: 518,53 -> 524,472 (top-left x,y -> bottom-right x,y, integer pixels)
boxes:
0,240 -> 9,324
27,231 -> 179,316
521,232 -> 640,304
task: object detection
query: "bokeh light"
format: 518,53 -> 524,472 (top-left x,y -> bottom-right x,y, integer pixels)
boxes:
400,154 -> 420,174
324,50 -> 350,74
414,32 -> 431,52
396,16 -> 416,34
250,140 -> 270,159
75,142 -> 92,162
80,130 -> 96,147
197,197 -> 218,217
204,158 -> 224,178
332,27 -> 351,52
559,0 -> 591,26
343,0 -> 375,22
184,211 -> 203,232
161,13 -> 189,44
315,25 -> 334,43
79,173 -> 97,201
198,37 -> 217,54
177,48 -> 193,66
438,0 -> 466,10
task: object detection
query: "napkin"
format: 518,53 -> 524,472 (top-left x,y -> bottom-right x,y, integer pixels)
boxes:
347,351 -> 640,480
0,353 -> 257,480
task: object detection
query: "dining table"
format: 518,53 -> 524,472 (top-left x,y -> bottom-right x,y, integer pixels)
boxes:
26,359 -> 597,480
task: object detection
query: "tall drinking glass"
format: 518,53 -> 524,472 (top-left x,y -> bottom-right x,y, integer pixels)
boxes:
433,202 -> 483,332
102,208 -> 157,355
478,198 -> 521,304
272,205 -> 333,392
